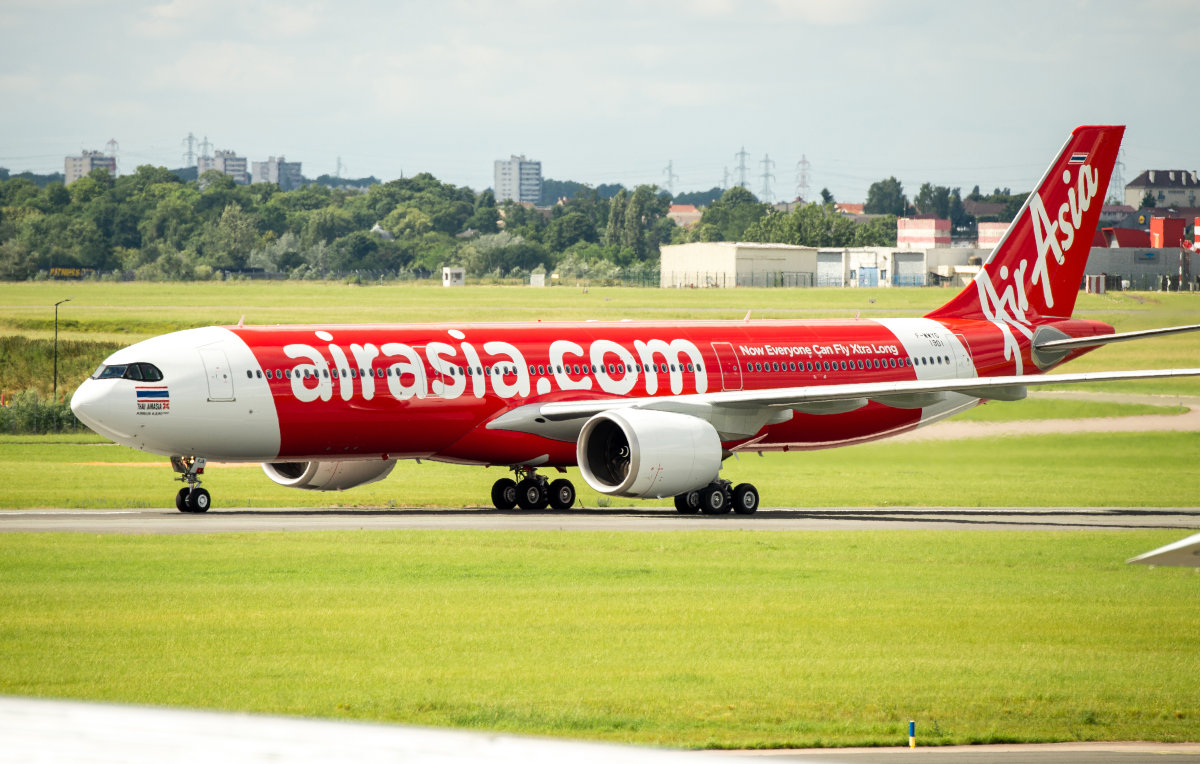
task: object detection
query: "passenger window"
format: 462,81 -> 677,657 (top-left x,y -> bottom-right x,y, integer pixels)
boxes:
697,363 -> 702,371
322,369 -> 329,378
256,370 -> 262,378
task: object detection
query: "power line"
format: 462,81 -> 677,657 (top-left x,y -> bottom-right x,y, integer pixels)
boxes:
759,154 -> 776,203
181,132 -> 196,166
735,146 -> 749,189
104,139 -> 120,176
1110,147 -> 1126,204
795,155 -> 811,203
662,160 -> 679,195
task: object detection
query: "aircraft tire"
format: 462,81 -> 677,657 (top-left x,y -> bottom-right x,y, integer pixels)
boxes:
175,488 -> 189,513
516,478 -> 545,510
491,478 -> 518,510
699,484 -> 730,515
732,483 -> 759,515
548,479 -> 575,510
674,491 -> 701,514
185,488 -> 211,513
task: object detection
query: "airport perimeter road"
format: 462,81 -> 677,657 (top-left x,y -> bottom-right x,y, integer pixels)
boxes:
2,507 -> 1199,534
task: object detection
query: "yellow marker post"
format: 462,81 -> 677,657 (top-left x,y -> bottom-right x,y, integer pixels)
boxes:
909,720 -> 915,748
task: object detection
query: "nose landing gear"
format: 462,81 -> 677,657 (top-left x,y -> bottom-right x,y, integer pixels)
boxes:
171,456 -> 211,513
491,467 -> 576,511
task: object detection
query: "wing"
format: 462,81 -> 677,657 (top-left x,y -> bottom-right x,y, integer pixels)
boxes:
538,367 -> 1200,422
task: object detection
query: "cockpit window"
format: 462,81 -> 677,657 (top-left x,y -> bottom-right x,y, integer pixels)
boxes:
92,363 -> 164,381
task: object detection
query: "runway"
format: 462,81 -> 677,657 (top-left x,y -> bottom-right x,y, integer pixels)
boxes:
3,506 -> 1198,534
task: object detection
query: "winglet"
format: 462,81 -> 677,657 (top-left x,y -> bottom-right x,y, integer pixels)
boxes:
743,310 -> 751,323
237,315 -> 244,328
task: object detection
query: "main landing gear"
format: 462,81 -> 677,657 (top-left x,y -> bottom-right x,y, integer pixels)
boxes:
674,480 -> 759,516
171,456 -> 211,513
491,467 -> 576,511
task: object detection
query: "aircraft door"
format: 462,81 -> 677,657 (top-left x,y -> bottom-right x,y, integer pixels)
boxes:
198,347 -> 235,401
710,342 -> 743,391
948,333 -> 975,378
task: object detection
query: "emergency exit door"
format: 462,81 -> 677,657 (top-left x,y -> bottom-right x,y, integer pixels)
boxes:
710,342 -> 743,391
198,347 -> 235,401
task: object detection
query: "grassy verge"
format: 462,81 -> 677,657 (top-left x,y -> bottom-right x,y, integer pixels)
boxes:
1,431 -> 1196,509
0,530 -> 1196,748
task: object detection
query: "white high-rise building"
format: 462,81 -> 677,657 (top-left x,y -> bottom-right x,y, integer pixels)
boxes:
198,150 -> 249,185
64,151 -> 116,185
252,156 -> 303,191
494,155 -> 542,204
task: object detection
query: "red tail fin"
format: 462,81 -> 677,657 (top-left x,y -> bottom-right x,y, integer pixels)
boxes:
928,125 -> 1124,322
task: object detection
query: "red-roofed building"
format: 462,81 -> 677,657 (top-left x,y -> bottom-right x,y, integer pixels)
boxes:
834,203 -> 864,215
1100,227 -> 1152,248
667,204 -> 702,228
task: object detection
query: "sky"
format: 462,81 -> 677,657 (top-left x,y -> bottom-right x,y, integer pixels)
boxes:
1,0 -> 1198,203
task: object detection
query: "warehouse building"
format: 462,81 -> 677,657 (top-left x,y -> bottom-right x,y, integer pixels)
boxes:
660,242 -> 817,288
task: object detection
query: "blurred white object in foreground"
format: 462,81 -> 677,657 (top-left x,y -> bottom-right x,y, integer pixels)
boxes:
1127,531 -> 1200,567
0,697 -> 741,764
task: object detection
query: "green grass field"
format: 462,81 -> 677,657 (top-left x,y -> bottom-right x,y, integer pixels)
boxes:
1,430 -> 1196,509
2,281 -> 1198,398
0,530 -> 1196,748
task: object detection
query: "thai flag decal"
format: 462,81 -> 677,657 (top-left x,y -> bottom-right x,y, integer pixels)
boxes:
1068,152 -> 1088,164
136,386 -> 170,414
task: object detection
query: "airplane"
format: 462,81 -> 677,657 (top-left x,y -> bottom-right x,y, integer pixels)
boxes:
71,125 -> 1200,514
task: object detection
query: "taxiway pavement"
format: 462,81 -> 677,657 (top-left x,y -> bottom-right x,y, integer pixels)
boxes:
2,506 -> 1198,534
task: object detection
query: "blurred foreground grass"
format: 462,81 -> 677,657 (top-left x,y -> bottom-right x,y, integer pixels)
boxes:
0,530 -> 1196,748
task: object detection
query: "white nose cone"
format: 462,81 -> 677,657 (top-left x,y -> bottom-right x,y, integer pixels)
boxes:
71,378 -> 134,441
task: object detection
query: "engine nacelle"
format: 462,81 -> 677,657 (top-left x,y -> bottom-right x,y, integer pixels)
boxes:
576,409 -> 721,499
261,460 -> 396,491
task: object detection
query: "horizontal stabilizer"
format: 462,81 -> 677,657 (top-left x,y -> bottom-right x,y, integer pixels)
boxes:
1035,323 -> 1200,351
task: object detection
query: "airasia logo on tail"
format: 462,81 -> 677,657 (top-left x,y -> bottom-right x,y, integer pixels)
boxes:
1028,163 -> 1100,309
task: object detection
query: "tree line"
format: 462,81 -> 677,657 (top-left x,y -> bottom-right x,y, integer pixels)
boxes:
0,165 -> 914,282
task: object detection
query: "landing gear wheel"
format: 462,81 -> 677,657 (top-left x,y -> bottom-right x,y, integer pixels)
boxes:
175,487 -> 190,513
732,483 -> 759,515
674,491 -> 701,514
491,478 -> 518,510
516,478 -> 547,510
548,479 -> 576,510
699,484 -> 730,515
185,488 -> 211,513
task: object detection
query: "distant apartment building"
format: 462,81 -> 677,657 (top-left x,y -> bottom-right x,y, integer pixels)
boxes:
1125,170 -> 1199,209
494,155 -> 542,204
252,156 -> 303,191
64,150 -> 116,185
198,150 -> 249,185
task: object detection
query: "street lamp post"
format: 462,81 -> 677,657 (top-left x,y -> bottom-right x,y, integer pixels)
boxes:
54,298 -> 70,433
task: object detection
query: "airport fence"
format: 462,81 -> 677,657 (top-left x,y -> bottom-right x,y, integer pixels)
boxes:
1088,273 -> 1200,292
0,390 -> 85,435
664,271 -> 815,288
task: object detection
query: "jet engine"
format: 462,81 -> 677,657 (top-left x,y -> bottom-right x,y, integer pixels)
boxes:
576,409 -> 721,499
261,459 -> 396,491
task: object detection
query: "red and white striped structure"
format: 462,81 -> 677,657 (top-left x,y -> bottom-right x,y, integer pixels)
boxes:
977,222 -> 1007,250
897,217 -> 950,248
